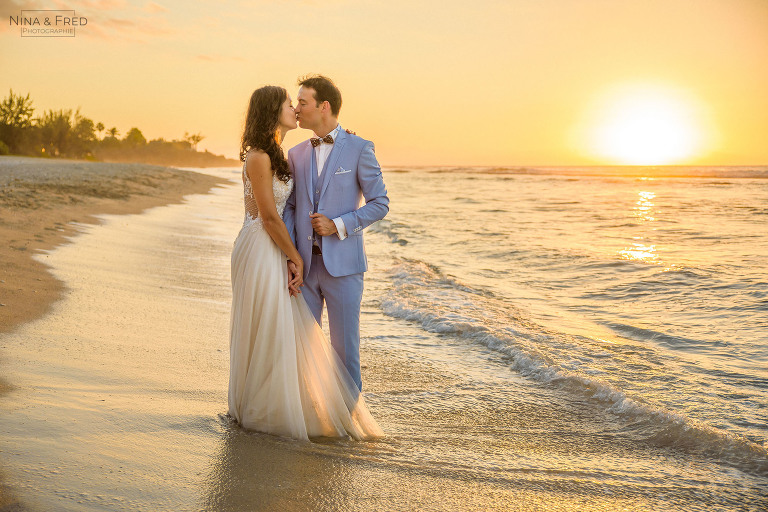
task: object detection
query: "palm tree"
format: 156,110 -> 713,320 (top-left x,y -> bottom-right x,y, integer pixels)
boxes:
0,89 -> 35,153
184,131 -> 204,151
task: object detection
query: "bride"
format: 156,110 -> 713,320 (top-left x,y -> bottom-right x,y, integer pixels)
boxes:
228,85 -> 383,441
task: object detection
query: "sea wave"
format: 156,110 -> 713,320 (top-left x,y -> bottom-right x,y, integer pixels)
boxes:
380,257 -> 768,476
368,219 -> 409,245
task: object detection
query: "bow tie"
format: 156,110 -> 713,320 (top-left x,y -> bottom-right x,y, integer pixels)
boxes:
310,134 -> 334,147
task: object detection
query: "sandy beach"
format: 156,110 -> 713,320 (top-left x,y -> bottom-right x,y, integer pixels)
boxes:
0,156 -> 227,510
0,156 -> 227,336
0,165 -> 764,511
0,168 -> 643,511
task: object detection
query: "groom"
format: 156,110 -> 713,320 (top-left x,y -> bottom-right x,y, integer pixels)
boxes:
284,75 -> 389,391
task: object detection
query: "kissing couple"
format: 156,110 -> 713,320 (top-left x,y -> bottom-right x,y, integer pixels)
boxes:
227,75 -> 388,441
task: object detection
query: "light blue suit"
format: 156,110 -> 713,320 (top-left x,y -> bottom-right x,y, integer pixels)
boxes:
284,127 -> 389,390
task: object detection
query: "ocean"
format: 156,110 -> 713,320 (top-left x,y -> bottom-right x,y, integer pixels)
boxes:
371,166 -> 768,493
1,165 -> 766,510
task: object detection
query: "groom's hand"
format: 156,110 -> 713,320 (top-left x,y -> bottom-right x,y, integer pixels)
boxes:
310,213 -> 337,236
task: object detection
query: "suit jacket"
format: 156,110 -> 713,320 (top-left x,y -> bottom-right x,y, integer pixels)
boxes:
284,128 -> 389,278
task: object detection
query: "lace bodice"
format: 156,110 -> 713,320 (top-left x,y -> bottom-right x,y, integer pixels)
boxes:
242,163 -> 293,228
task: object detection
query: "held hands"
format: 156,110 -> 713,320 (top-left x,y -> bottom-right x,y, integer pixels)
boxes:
310,213 -> 337,236
287,259 -> 303,296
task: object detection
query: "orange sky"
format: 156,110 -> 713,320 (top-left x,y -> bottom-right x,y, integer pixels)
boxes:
2,0 -> 767,166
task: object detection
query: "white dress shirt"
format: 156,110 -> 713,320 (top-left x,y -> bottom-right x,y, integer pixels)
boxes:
313,124 -> 348,240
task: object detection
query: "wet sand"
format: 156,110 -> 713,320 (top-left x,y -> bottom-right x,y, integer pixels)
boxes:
0,156 -> 227,336
2,167 -> 760,510
0,156 -> 227,510
0,173 -> 635,510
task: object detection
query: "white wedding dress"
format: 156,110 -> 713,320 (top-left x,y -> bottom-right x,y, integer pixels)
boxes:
228,161 -> 383,441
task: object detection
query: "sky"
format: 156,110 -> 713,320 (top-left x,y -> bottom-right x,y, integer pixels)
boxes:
1,0 -> 767,166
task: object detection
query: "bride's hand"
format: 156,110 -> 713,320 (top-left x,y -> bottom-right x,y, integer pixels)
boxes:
287,259 -> 303,296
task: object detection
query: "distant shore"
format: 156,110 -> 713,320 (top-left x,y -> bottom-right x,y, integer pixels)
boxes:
0,156 -> 229,336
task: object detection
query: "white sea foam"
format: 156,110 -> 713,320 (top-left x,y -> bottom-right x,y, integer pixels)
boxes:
380,257 -> 768,476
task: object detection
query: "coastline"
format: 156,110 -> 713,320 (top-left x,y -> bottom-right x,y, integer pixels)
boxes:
0,164 -> 764,510
0,156 -> 229,337
0,156 -> 229,510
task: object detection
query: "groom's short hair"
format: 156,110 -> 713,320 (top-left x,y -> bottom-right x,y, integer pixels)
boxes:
298,75 -> 342,117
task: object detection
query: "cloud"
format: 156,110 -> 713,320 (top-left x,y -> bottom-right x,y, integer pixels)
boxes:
69,1 -> 175,41
1,0 -> 173,40
4,0 -> 45,9
54,0 -> 129,11
197,54 -> 246,63
1,0 -> 44,33
83,13 -> 176,40
143,2 -> 169,14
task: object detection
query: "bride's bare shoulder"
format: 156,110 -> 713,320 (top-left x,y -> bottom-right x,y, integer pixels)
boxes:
245,150 -> 271,178
245,148 -> 269,165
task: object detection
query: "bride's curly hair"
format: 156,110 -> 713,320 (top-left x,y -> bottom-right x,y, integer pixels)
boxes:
240,86 -> 291,183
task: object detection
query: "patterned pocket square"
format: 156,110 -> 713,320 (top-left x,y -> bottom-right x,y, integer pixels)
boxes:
335,167 -> 352,175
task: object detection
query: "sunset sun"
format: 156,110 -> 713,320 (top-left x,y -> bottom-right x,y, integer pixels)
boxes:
585,84 -> 710,165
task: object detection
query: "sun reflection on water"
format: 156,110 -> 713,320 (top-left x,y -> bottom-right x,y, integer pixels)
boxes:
619,242 -> 658,262
619,191 -> 659,263
634,191 -> 656,221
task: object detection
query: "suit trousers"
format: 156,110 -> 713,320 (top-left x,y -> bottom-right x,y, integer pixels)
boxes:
303,253 -> 364,391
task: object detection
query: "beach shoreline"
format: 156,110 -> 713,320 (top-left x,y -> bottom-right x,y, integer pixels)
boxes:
0,156 -> 229,510
0,156 -> 230,337
0,165 -> 764,510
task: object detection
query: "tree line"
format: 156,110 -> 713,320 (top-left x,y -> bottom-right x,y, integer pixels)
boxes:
0,90 -> 236,167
